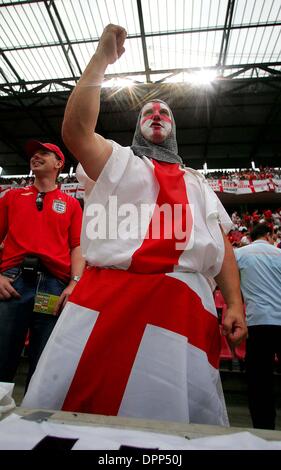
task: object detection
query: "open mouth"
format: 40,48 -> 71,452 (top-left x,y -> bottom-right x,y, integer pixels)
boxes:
151,122 -> 163,128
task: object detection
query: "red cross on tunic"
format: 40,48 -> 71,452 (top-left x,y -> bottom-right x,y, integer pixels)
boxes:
62,161 -> 220,414
129,160 -> 192,273
63,268 -> 220,414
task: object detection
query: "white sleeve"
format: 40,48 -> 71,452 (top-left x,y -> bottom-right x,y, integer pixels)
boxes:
84,140 -> 154,206
216,196 -> 234,234
79,141 -> 156,262
203,181 -> 233,234
186,168 -> 233,234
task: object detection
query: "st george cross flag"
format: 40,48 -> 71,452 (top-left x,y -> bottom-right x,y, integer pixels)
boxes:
23,267 -> 228,425
23,143 -> 231,426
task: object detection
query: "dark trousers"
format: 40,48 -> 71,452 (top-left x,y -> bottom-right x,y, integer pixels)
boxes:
246,325 -> 281,430
0,266 -> 66,389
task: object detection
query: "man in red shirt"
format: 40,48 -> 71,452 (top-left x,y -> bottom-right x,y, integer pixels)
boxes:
0,140 -> 84,387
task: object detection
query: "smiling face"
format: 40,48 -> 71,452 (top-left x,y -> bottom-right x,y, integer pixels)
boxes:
140,101 -> 172,144
30,149 -> 63,176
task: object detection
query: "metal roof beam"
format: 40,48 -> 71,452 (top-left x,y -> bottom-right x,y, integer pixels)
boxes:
136,0 -> 151,83
257,65 -> 281,76
0,1 -> 43,7
204,0 -> 236,161
1,63 -> 281,96
0,49 -> 27,91
43,0 -> 81,81
224,66 -> 253,79
154,71 -> 181,84
27,79 -> 74,93
217,0 -> 236,75
3,21 -> 281,53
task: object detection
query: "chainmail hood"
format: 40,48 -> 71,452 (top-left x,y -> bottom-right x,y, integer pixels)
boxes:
131,99 -> 183,164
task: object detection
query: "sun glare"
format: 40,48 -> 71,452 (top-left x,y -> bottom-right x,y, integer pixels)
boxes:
102,78 -> 135,88
186,70 -> 217,85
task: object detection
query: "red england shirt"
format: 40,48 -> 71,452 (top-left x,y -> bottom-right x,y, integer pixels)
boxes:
0,186 -> 82,282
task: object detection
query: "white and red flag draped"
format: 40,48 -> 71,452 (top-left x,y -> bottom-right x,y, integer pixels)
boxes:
23,144 -> 230,426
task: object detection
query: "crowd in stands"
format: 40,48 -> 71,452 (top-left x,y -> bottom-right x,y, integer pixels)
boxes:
0,176 -> 34,186
205,167 -> 281,180
0,175 -> 78,185
228,209 -> 281,248
1,167 -> 281,187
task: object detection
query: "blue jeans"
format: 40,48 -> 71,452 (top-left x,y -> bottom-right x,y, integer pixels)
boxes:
0,266 -> 66,387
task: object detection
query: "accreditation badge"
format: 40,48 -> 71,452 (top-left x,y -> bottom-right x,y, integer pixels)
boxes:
33,292 -> 60,314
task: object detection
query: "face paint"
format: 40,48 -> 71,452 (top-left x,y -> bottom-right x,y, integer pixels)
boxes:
140,102 -> 172,144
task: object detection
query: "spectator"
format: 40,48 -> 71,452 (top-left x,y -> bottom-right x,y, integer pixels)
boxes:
272,227 -> 281,247
252,210 -> 260,225
239,228 -> 251,246
0,140 -> 84,388
272,211 -> 281,227
235,223 -> 281,429
23,25 -> 246,425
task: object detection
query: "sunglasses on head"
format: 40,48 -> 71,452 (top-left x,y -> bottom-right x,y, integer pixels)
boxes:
35,192 -> 46,211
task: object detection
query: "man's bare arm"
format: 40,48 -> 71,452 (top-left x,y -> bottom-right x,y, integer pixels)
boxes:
53,246 -> 85,315
215,230 -> 248,346
62,24 -> 127,181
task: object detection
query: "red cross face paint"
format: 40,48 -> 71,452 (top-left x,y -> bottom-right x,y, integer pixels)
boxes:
140,102 -> 172,144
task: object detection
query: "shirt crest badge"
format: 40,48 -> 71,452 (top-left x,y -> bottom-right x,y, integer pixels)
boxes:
52,200 -> 66,214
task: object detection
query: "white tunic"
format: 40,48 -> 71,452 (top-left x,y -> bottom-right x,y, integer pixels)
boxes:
23,141 -> 232,426
77,140 -> 232,276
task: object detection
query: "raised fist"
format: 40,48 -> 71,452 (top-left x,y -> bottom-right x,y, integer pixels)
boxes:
96,24 -> 127,65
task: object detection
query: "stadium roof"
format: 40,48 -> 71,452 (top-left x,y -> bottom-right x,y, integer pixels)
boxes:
0,0 -> 281,174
